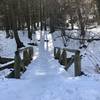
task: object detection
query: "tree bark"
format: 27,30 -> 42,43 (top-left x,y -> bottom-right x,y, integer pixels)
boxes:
50,15 -> 55,33
11,1 -> 24,49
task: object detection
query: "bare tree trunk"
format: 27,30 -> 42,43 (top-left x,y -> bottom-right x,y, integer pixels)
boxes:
14,29 -> 25,49
44,20 -> 47,31
4,3 -> 10,38
27,20 -> 32,40
5,27 -> 10,38
70,15 -> 74,30
76,0 -> 85,44
11,1 -> 24,49
33,22 -> 37,30
40,0 -> 43,31
50,15 -> 55,33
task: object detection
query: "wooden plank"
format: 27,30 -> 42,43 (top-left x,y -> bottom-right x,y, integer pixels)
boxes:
74,50 -> 81,76
59,49 -> 67,66
65,56 -> 74,71
0,57 -> 14,64
14,51 -> 21,79
55,48 -> 61,60
28,47 -> 34,61
55,47 -> 77,53
23,49 -> 30,66
0,60 -> 14,71
0,60 -> 14,68
17,46 -> 33,53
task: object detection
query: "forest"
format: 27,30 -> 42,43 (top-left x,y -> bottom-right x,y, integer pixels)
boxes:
0,0 -> 100,100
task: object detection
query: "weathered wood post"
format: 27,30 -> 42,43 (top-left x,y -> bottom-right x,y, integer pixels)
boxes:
21,60 -> 26,73
14,51 -> 21,79
74,50 -> 81,76
29,47 -> 34,61
59,49 -> 67,67
55,48 -> 61,60
23,49 -> 30,66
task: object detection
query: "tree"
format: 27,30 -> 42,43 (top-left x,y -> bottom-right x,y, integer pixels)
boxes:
2,0 -> 25,49
96,0 -> 100,24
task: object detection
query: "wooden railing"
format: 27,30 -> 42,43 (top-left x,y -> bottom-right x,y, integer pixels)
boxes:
54,47 -> 81,76
7,46 -> 34,79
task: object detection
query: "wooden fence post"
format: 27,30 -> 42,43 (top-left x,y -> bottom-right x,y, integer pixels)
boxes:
21,60 -> 26,73
59,49 -> 67,66
23,49 -> 30,66
65,55 -> 74,71
14,51 -> 21,79
55,48 -> 61,60
74,50 -> 81,76
29,47 -> 34,61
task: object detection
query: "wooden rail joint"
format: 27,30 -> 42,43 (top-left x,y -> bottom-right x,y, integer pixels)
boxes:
54,47 -> 81,76
14,46 -> 34,79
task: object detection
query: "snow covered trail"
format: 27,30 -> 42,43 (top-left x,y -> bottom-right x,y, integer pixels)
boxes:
22,31 -> 68,79
0,31 -> 100,100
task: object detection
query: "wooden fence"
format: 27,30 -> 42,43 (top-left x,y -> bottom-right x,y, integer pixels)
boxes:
54,47 -> 81,76
7,46 -> 34,79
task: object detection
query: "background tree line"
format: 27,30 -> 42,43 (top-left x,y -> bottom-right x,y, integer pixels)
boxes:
0,0 -> 100,48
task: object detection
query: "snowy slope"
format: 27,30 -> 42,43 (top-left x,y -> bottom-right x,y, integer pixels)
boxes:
0,75 -> 100,100
0,30 -> 39,58
52,29 -> 100,74
0,30 -> 100,100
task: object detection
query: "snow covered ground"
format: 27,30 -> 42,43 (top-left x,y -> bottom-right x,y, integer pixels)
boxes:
0,30 -> 40,58
0,29 -> 100,100
52,27 -> 100,74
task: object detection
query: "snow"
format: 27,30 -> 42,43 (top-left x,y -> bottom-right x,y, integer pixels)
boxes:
0,75 -> 100,100
0,29 -> 100,100
21,31 -> 70,79
0,30 -> 38,58
52,29 -> 100,74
